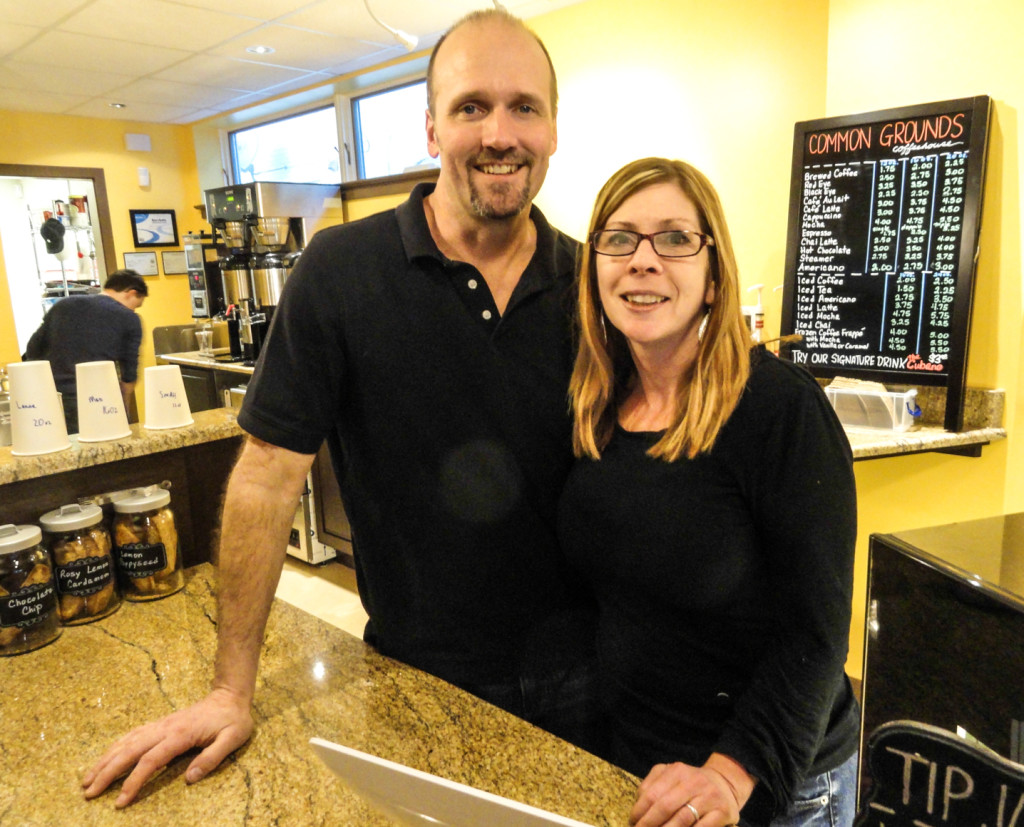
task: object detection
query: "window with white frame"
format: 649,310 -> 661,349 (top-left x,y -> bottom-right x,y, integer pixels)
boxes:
350,79 -> 438,179
228,76 -> 437,186
230,106 -> 341,185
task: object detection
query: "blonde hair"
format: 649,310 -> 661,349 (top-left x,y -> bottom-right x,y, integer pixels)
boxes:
570,158 -> 752,461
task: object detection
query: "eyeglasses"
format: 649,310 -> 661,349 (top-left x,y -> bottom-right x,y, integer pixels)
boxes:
590,229 -> 714,258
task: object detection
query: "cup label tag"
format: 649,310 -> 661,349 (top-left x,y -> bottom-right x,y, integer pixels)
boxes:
116,543 -> 167,578
56,556 -> 114,596
0,582 -> 57,628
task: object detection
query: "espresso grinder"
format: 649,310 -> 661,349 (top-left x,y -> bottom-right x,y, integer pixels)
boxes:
205,183 -> 335,365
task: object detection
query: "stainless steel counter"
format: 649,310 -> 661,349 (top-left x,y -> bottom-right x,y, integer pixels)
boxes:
157,349 -> 256,377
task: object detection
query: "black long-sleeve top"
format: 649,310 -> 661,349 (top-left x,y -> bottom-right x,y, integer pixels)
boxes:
24,294 -> 142,391
557,347 -> 860,822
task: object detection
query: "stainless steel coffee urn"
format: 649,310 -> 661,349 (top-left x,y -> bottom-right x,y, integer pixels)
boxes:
204,182 -> 336,365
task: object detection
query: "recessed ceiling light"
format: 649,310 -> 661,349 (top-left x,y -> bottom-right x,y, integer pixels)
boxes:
246,45 -> 275,55
109,102 -> 127,109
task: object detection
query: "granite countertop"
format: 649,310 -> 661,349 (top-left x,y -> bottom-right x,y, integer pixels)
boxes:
0,565 -> 637,825
0,408 -> 244,486
844,423 -> 1006,460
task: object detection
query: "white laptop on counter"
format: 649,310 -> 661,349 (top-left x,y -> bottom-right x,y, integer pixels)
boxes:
309,737 -> 596,827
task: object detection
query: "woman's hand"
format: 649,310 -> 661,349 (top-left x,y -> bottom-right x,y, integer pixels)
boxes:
629,753 -> 753,827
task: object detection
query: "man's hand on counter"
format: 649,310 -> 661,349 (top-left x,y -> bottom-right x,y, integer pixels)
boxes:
81,687 -> 254,807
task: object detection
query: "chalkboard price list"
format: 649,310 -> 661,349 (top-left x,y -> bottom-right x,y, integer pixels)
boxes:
791,133 -> 971,374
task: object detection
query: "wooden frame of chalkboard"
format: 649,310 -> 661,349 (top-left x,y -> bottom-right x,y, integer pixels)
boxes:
779,95 -> 991,432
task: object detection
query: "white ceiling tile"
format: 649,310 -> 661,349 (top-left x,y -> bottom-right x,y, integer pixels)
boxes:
0,87 -> 90,114
278,0 -> 399,41
15,30 -> 192,75
0,23 -> 42,56
250,71 -> 336,99
104,77 -> 249,108
208,23 -> 383,72
367,0 -> 489,37
0,61 -> 134,97
66,97 -> 199,121
0,0 -> 93,28
60,0 -> 265,51
165,0 -> 320,21
166,107 -> 222,124
324,44 -> 407,77
151,53 -> 310,91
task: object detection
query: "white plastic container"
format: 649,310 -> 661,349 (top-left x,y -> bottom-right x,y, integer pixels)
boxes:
825,387 -> 921,432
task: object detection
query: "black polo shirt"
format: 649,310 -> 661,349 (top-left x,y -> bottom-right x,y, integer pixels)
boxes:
239,183 -> 586,685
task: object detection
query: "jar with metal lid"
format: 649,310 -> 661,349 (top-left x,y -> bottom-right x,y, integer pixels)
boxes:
0,524 -> 61,655
112,487 -> 183,601
39,503 -> 121,624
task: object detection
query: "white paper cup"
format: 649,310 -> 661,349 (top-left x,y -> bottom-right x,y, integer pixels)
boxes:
76,360 -> 132,442
143,365 -> 194,430
7,361 -> 71,456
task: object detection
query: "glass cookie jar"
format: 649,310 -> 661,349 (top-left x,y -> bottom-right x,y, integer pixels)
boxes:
112,487 -> 184,601
39,503 -> 121,625
0,524 -> 61,656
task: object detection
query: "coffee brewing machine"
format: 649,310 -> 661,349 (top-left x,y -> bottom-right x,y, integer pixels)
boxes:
203,182 -> 337,364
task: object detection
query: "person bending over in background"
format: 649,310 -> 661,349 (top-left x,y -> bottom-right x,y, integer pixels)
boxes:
82,9 -> 603,808
557,157 -> 860,827
24,269 -> 147,433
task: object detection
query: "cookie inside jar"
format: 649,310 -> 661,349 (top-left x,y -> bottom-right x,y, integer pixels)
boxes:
0,524 -> 62,656
112,486 -> 184,601
39,502 -> 121,624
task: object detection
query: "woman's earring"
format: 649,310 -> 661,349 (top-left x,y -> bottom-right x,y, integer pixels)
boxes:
698,309 -> 710,342
599,312 -> 608,344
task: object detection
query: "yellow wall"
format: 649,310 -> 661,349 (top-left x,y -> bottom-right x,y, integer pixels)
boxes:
533,0 -> 830,309
343,192 -> 411,223
0,111 -> 201,415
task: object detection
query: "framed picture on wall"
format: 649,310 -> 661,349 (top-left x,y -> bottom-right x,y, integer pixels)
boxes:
124,251 -> 158,276
161,250 -> 187,275
129,209 -> 179,247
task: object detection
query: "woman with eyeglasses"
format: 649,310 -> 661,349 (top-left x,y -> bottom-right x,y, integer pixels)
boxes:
557,158 -> 860,827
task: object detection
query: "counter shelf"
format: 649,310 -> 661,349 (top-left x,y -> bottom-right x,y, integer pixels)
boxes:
1,408 -> 243,570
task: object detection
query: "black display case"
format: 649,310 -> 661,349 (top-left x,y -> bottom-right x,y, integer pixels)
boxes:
860,513 -> 1024,804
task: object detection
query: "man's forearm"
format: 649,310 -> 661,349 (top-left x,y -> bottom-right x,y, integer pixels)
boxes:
211,438 -> 314,703
119,381 -> 135,414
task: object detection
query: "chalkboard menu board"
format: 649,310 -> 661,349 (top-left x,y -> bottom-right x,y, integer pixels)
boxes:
779,96 -> 991,431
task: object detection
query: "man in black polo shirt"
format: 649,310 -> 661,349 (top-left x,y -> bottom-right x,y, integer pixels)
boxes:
83,9 -> 598,807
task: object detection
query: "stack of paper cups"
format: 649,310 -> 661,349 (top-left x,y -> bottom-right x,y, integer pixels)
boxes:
76,360 -> 132,442
143,365 -> 194,430
7,361 -> 71,456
